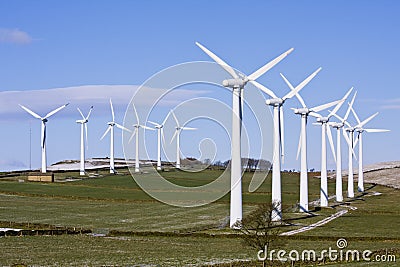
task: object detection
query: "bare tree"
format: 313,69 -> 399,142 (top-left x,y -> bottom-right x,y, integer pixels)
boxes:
233,202 -> 286,265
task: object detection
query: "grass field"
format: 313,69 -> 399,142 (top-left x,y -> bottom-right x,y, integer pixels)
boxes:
0,168 -> 399,266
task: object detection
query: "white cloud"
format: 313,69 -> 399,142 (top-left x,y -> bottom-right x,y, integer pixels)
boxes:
0,28 -> 32,44
381,105 -> 400,110
0,84 -> 209,119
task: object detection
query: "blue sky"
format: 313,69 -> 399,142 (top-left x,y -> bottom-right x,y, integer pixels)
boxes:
0,1 -> 399,171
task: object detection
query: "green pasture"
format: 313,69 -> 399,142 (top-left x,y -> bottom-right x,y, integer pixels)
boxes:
0,169 -> 398,266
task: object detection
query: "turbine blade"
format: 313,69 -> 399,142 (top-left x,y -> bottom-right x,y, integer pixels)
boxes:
296,131 -> 301,161
115,123 -> 131,132
181,127 -> 197,130
100,126 -> 111,140
170,129 -> 178,144
171,110 -> 179,126
309,112 -> 322,118
44,103 -> 69,119
343,129 -> 357,160
311,99 -> 342,113
247,48 -> 294,81
141,125 -> 155,131
350,106 -> 361,125
357,111 -> 378,129
364,128 -> 390,133
344,91 -> 357,121
195,42 -> 239,79
279,106 -> 285,163
280,74 -> 307,108
326,124 -> 336,162
128,128 -> 137,143
282,67 -> 322,101
353,132 -> 359,148
342,128 -> 351,147
19,104 -> 42,119
132,103 -> 140,125
86,106 -> 93,120
110,99 -> 115,122
249,80 -> 277,98
162,113 -> 169,126
77,108 -> 85,120
147,121 -> 160,127
328,87 -> 353,118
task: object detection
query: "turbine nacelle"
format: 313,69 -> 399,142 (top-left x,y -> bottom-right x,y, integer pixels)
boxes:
108,122 -> 115,126
42,118 -> 48,123
331,122 -> 344,129
316,117 -> 329,123
293,108 -> 310,115
266,98 -> 284,106
222,78 -> 246,89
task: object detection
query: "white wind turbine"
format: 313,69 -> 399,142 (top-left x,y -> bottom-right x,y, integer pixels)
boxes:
76,106 -> 93,176
19,103 -> 69,173
128,104 -> 154,173
332,114 -> 358,198
311,89 -> 351,207
148,115 -> 169,171
329,91 -> 357,202
252,67 -> 322,220
170,110 -> 197,169
281,76 -> 342,212
196,41 -> 293,226
351,108 -> 389,192
100,99 -> 131,174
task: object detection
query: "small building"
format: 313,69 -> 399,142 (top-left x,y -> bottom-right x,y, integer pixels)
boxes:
27,172 -> 54,182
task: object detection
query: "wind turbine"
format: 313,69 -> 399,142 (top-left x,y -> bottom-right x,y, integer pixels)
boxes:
128,104 -> 154,173
252,67 -> 322,220
170,110 -> 196,169
76,106 -> 93,176
19,103 -> 69,173
148,115 -> 169,170
196,41 -> 293,226
311,89 -> 351,207
281,76 -> 342,212
351,108 -> 389,192
100,99 -> 131,174
329,91 -> 357,202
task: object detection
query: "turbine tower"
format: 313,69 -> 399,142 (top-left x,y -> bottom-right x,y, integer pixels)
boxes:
344,124 -> 357,198
351,108 -> 389,192
329,91 -> 357,202
100,99 -> 131,174
311,89 -> 351,207
170,110 -> 196,169
252,67 -> 322,220
76,106 -> 93,176
19,103 -> 69,173
148,115 -> 169,170
281,76 -> 342,212
196,41 -> 293,226
129,104 -> 154,173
